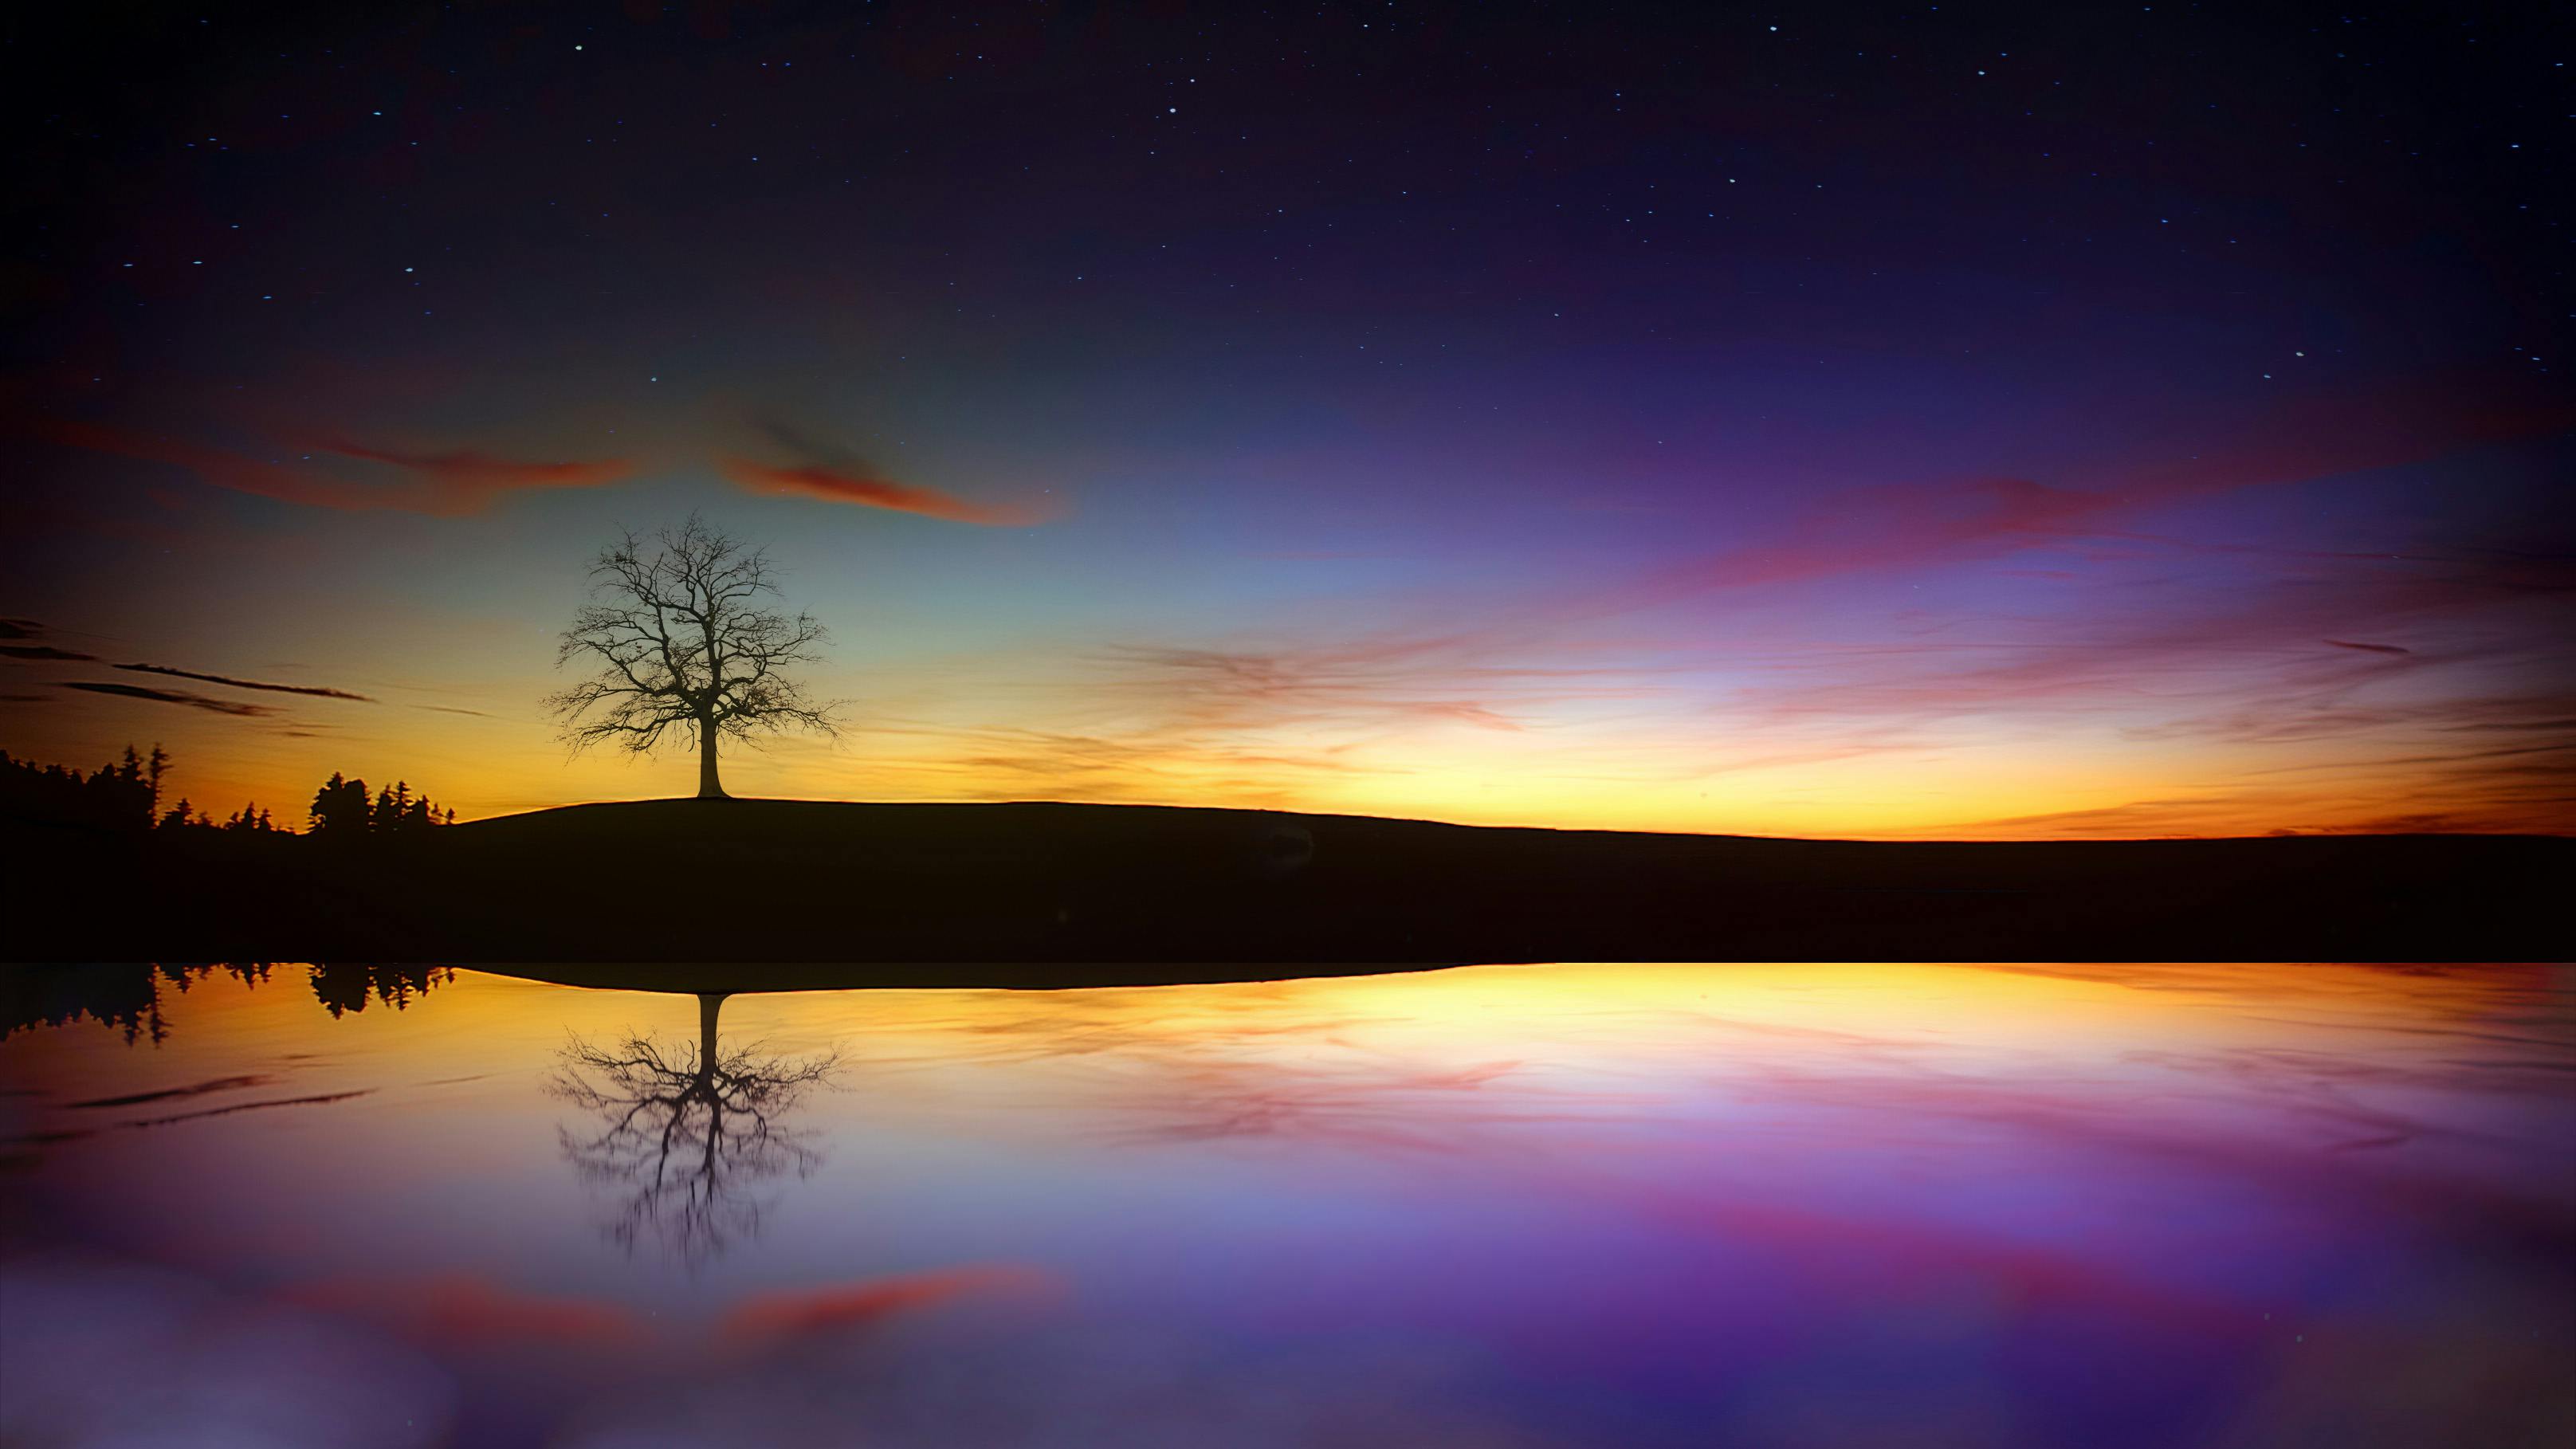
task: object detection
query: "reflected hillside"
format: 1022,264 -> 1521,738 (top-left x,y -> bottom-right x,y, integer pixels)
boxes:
10,791 -> 2572,964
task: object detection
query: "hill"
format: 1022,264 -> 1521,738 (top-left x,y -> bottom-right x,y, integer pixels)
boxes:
5,797 -> 2567,967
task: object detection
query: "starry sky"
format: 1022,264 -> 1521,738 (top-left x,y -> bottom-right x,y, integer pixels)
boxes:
2,1 -> 2570,837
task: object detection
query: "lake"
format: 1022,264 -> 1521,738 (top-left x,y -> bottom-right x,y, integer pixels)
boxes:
3,963 -> 2571,1447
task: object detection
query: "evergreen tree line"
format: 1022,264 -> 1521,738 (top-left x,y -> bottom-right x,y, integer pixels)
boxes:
2,963 -> 454,1045
1,745 -> 453,835
307,772 -> 455,834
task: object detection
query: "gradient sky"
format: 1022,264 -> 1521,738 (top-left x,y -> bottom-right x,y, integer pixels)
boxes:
3,2 -> 2570,836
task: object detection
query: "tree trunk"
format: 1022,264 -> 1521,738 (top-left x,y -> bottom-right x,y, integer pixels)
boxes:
697,992 -> 726,1076
697,716 -> 727,799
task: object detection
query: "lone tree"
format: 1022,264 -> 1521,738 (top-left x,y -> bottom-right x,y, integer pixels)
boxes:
546,516 -> 837,799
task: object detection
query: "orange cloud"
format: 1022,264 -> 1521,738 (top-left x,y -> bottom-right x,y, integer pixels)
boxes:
29,418 -> 630,514
317,438 -> 631,493
719,1265 -> 1056,1341
283,1274 -> 649,1347
721,458 -> 1055,525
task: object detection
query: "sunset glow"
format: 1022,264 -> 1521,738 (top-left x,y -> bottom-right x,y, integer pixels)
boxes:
3,6 -> 2568,838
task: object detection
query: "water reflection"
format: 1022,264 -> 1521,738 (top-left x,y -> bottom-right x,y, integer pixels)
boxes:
548,993 -> 836,1263
0,963 -> 2570,1449
0,962 -> 447,1044
312,965 -> 453,1019
2,963 -> 270,1044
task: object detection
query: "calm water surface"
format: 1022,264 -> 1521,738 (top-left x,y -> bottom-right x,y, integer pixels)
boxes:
2,963 -> 2571,1447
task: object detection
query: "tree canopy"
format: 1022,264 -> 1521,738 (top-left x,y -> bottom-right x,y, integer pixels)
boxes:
544,516 -> 837,799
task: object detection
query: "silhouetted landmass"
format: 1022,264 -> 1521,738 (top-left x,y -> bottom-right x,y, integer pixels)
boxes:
2,797 -> 2566,967
0,963 -> 450,1042
0,964 -> 265,1044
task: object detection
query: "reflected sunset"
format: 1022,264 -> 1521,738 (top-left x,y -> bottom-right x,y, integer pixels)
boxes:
5,964 -> 2571,1447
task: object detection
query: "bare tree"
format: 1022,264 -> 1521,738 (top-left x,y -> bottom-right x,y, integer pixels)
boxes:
545,515 -> 836,799
548,993 -> 838,1263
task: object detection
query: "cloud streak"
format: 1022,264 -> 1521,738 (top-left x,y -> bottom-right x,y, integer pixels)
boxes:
1620,371 -> 2576,611
116,662 -> 373,701
719,1266 -> 1054,1341
722,459 -> 1054,524
61,681 -> 276,716
30,418 -> 632,515
721,413 -> 1057,524
316,438 -> 631,495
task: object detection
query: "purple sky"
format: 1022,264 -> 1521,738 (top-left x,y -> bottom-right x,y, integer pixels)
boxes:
3,2 -> 2569,834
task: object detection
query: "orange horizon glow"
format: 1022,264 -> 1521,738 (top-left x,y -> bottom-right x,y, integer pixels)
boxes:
5,689 -> 2563,841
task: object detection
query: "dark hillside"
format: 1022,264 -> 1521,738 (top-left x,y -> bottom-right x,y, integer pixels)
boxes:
6,798 -> 2566,965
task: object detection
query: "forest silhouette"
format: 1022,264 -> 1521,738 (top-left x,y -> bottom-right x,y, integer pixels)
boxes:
2,961 -> 454,1044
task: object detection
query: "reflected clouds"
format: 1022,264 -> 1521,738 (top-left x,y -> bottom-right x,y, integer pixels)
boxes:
3,964 -> 2571,1448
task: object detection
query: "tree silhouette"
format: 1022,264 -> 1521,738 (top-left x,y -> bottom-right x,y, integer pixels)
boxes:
309,772 -> 371,834
544,515 -> 838,799
0,745 -> 156,829
309,964 -> 453,1017
2,964 -> 270,1045
548,994 -> 836,1262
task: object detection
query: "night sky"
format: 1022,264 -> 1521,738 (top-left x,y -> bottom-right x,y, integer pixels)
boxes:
3,1 -> 2570,836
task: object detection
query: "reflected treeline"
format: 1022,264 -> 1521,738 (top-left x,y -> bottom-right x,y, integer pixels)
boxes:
309,964 -> 453,1018
548,993 -> 837,1265
0,964 -> 454,1043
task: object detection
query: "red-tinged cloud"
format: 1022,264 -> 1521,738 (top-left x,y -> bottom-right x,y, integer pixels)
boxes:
719,1266 -> 1056,1341
726,410 -> 1059,524
1632,370 -> 2576,607
316,438 -> 631,493
28,417 -> 631,515
722,458 -> 1054,525
2326,639 -> 2412,656
283,1274 -> 648,1348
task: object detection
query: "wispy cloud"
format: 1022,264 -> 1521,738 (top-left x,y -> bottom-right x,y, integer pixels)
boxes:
30,418 -> 631,515
61,681 -> 276,716
724,460 -> 1057,524
285,1274 -> 646,1348
315,439 -> 630,495
720,1266 -> 1054,1341
116,662 -> 372,701
721,414 -> 1056,524
1618,371 -> 2575,611
0,619 -> 96,662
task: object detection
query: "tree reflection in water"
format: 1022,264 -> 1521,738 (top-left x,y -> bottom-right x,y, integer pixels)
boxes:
548,992 -> 837,1264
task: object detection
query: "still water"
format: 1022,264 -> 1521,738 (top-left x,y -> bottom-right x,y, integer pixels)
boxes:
3,964 -> 2571,1447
